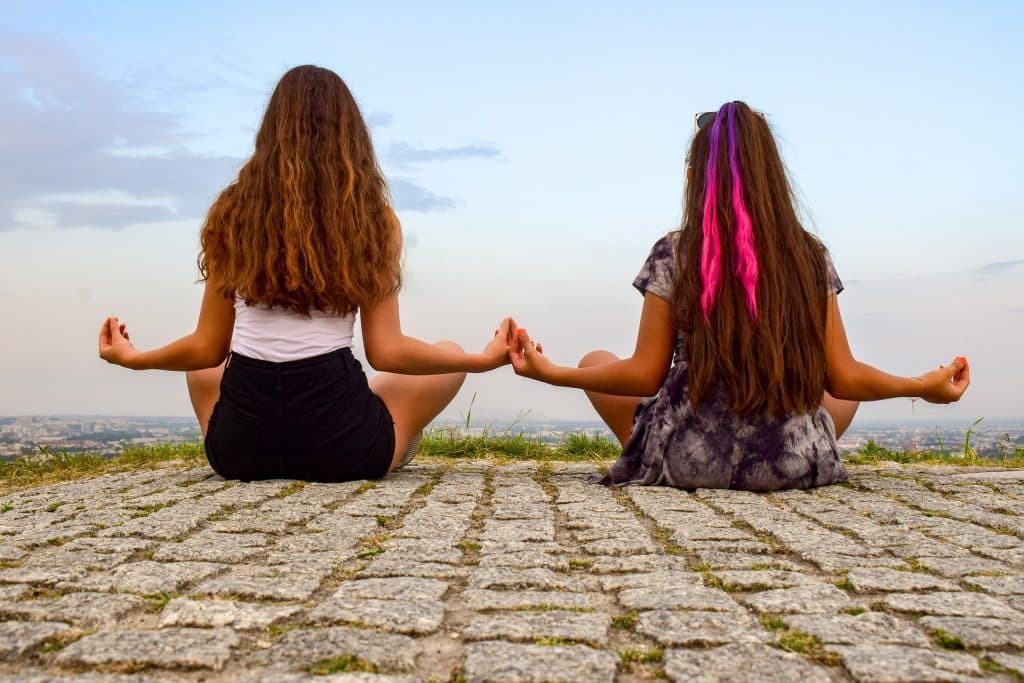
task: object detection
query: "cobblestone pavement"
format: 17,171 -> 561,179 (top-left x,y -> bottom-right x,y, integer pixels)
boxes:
1,461 -> 1023,682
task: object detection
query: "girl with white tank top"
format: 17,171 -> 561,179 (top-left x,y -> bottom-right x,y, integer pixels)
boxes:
98,65 -> 516,482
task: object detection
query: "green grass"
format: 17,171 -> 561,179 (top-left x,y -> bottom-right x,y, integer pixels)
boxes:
4,428 -> 1021,496
308,655 -> 378,675
0,441 -> 205,494
612,612 -> 638,630
931,629 -> 966,650
418,428 -> 619,461
618,646 -> 664,664
844,439 -> 1024,468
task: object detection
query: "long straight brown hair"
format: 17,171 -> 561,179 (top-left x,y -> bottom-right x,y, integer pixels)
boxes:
673,101 -> 830,416
199,65 -> 401,315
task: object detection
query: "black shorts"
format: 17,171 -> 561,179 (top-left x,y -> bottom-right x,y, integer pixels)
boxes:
204,348 -> 395,482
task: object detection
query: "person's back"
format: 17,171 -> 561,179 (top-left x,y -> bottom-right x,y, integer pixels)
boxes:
98,65 -> 516,483
508,101 -> 970,492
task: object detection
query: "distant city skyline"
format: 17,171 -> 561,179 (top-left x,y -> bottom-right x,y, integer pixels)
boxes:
4,414 -> 1021,460
1,2 -> 1021,423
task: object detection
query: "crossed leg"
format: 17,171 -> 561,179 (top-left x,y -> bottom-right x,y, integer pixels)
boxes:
578,349 -> 861,444
369,341 -> 467,472
578,350 -> 643,447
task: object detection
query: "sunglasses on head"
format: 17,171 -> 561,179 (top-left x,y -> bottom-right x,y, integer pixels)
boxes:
694,109 -> 766,131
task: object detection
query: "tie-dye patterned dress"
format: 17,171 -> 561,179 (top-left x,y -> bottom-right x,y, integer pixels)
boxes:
595,232 -> 849,492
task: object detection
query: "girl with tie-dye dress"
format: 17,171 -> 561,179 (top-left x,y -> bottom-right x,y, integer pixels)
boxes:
509,101 -> 970,491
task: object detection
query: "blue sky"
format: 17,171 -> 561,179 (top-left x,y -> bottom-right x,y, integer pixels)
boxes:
1,1 -> 1021,425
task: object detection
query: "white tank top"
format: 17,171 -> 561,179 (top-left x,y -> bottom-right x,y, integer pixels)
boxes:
231,297 -> 355,362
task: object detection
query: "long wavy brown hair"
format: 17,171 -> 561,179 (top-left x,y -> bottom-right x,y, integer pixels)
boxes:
673,101 -> 830,416
199,65 -> 401,315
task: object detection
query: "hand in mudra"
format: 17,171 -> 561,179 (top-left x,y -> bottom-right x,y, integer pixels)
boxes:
917,357 -> 970,404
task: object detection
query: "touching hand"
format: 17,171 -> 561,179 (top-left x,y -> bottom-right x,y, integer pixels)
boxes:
98,317 -> 138,368
916,356 -> 970,404
509,328 -> 553,381
481,317 -> 516,369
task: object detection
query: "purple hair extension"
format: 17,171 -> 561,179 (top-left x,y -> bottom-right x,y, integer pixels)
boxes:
699,112 -> 724,321
725,104 -> 759,320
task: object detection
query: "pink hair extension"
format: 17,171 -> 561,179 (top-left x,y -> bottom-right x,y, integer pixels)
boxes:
725,104 -> 759,320
699,112 -> 724,322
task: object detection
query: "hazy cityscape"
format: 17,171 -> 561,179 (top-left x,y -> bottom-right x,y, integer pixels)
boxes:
2,415 -> 1022,461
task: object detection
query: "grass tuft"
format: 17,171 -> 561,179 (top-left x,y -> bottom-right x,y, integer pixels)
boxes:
619,646 -> 664,664
612,612 -> 638,630
931,629 -> 966,650
308,655 -> 378,675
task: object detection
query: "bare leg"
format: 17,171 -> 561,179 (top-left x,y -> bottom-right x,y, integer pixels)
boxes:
579,350 -> 643,447
186,362 -> 225,439
370,341 -> 468,472
823,391 -> 859,439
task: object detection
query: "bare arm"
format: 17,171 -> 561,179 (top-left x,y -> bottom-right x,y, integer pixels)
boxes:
509,293 -> 676,396
98,278 -> 235,371
360,292 -> 512,374
824,294 -> 969,403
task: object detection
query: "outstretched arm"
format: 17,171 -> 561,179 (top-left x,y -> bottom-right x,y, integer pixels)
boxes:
824,294 -> 969,403
509,292 -> 676,396
360,293 -> 514,374
98,278 -> 235,371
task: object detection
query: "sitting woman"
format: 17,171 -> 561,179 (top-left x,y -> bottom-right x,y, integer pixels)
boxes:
98,65 -> 512,482
509,101 -> 970,491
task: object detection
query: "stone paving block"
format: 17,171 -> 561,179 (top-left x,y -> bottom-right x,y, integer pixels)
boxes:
0,591 -> 145,626
249,674 -> 420,683
56,627 -> 240,671
258,626 -> 419,672
461,588 -> 596,611
336,577 -> 449,601
916,555 -> 1015,578
582,537 -> 659,555
919,615 -> 1024,648
586,554 -> 690,574
618,584 -> 741,612
963,575 -> 1024,595
712,570 -> 824,591
638,610 -> 770,646
0,565 -> 89,586
0,584 -> 28,600
0,621 -> 71,658
0,674 -> 163,683
882,591 -> 1023,619
468,567 -> 585,592
382,538 -> 463,564
479,519 -> 556,543
152,531 -> 268,563
308,596 -> 445,634
693,550 -> 800,570
784,612 -> 931,646
61,536 -> 156,554
599,570 -> 703,592
158,597 -> 301,629
988,653 -> 1024,677
827,644 -> 982,682
359,557 -> 462,579
846,567 -> 960,592
193,565 -> 324,601
478,550 -> 569,570
741,583 -> 866,614
463,641 -> 616,683
465,611 -> 609,645
63,560 -> 223,594
663,643 -> 832,683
